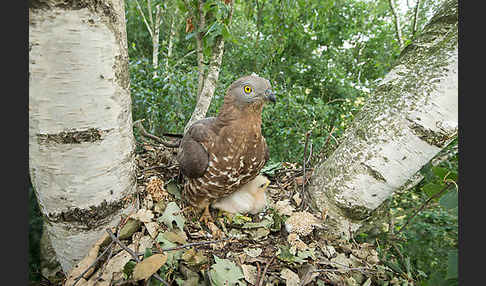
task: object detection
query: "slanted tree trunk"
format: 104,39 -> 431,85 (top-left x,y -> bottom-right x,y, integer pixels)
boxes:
308,0 -> 458,239
29,0 -> 137,273
183,0 -> 235,133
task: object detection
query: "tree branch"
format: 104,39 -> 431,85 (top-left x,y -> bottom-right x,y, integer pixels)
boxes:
388,0 -> 404,48
133,119 -> 180,148
412,0 -> 421,37
135,0 -> 153,38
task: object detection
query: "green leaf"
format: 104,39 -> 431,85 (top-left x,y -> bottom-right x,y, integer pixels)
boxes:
123,260 -> 137,279
209,255 -> 244,286
439,190 -> 458,210
144,247 -> 153,259
156,232 -> 184,267
167,182 -> 181,200
421,182 -> 443,197
432,167 -> 449,180
445,250 -> 458,280
159,202 -> 186,231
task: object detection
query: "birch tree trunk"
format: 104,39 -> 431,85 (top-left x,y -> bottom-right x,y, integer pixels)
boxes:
29,0 -> 137,273
308,0 -> 458,239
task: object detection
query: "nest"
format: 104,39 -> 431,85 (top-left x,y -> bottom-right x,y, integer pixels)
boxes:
61,141 -> 400,286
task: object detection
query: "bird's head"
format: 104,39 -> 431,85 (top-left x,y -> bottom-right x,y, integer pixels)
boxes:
249,174 -> 270,194
225,74 -> 276,108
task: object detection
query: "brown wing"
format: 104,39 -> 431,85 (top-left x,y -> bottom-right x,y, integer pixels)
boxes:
177,118 -> 217,178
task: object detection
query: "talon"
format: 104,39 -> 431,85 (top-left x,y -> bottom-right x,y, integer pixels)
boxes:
199,205 -> 213,225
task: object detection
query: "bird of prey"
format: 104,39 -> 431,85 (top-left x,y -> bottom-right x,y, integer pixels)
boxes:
176,75 -> 276,222
212,174 -> 270,215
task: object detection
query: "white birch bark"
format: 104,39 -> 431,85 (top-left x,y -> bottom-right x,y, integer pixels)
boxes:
29,0 -> 136,272
308,0 -> 458,239
184,37 -> 225,133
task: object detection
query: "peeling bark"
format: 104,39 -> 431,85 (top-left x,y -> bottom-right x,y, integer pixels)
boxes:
29,0 -> 136,272
308,0 -> 458,239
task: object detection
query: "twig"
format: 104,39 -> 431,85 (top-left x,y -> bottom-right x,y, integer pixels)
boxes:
141,237 -> 235,255
254,262 -> 262,286
259,255 -> 276,286
395,181 -> 456,236
314,267 -> 374,274
134,119 -> 180,148
142,164 -> 174,172
105,229 -> 170,286
71,240 -> 115,286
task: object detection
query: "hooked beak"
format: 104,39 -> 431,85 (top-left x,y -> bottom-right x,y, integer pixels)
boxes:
264,89 -> 277,103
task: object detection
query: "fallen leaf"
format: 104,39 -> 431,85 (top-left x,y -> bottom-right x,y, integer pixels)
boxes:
132,209 -> 154,223
166,182 -> 181,200
292,193 -> 302,206
64,232 -> 109,286
299,264 -> 319,286
241,264 -> 258,285
274,199 -> 295,216
144,221 -> 160,239
159,202 -> 185,231
164,230 -> 188,244
209,255 -> 244,286
243,247 -> 262,258
132,253 -> 168,281
182,248 -> 209,266
280,268 -> 300,286
118,219 -> 142,240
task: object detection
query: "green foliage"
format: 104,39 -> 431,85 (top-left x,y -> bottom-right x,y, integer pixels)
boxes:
29,185 -> 43,283
370,140 -> 458,286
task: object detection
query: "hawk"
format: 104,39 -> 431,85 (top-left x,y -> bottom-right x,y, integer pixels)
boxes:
177,75 -> 276,222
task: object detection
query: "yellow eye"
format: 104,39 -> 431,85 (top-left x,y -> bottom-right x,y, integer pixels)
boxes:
243,85 -> 252,94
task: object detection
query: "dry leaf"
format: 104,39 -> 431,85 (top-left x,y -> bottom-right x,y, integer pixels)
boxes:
292,193 -> 302,206
241,264 -> 258,285
145,221 -> 160,239
64,232 -> 110,286
274,199 -> 295,216
243,247 -> 262,258
280,268 -> 300,286
299,264 -> 319,286
132,253 -> 168,281
164,230 -> 188,244
132,209 -> 154,223
185,17 -> 194,33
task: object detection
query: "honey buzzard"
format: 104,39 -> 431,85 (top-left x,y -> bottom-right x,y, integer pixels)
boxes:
177,75 -> 276,222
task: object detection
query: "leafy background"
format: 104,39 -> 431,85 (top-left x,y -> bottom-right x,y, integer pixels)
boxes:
28,0 -> 458,285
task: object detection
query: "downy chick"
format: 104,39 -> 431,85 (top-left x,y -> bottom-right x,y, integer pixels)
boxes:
212,175 -> 270,214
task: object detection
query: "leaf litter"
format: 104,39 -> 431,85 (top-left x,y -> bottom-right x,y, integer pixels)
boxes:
62,143 -> 404,286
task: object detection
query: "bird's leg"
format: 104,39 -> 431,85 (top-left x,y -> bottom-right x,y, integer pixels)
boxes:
199,203 -> 214,225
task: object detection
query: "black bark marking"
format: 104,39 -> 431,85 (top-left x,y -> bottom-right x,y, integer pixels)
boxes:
37,128 -> 112,144
47,198 -> 128,229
